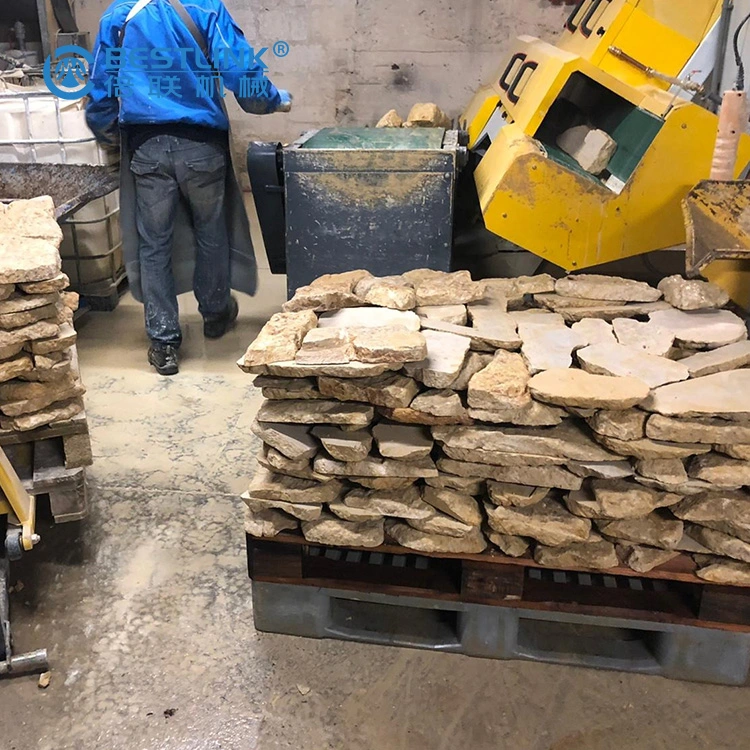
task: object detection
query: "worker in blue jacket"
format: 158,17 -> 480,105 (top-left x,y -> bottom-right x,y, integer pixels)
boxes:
86,0 -> 291,375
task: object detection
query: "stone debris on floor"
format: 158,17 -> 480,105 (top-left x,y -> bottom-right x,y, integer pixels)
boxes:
237,268 -> 750,585
0,197 -> 87,433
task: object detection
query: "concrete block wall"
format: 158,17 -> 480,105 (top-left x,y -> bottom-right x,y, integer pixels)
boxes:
73,0 -> 568,144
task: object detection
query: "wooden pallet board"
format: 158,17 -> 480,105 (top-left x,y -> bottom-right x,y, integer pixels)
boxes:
247,534 -> 750,634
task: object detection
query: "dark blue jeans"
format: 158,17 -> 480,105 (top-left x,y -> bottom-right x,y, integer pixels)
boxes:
130,135 -> 231,347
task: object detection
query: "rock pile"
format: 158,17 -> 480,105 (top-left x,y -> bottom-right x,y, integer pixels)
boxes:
0,197 -> 85,432
240,269 -> 750,586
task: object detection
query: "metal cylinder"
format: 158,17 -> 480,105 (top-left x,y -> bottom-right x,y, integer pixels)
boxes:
0,648 -> 49,677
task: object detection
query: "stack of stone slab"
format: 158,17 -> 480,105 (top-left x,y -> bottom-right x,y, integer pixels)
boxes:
240,268 -> 750,586
0,197 -> 85,432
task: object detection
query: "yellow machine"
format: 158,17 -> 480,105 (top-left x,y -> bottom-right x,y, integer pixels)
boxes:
461,0 -> 750,302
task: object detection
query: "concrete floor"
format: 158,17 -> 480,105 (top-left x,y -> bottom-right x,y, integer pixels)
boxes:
1,270 -> 749,750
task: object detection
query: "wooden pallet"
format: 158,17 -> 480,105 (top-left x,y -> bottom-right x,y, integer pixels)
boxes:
247,533 -> 750,634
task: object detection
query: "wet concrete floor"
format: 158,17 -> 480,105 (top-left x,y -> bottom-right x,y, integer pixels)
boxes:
1,271 -> 749,750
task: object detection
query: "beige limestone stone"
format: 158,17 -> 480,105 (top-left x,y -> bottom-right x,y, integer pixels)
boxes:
686,524 -> 750,563
570,318 -> 617,347
555,275 -> 662,303
408,512 -> 474,538
646,414 -> 750,444
351,327 -> 427,364
344,485 -> 434,520
596,514 -> 684,550
648,309 -> 747,350
19,358 -> 71,383
536,294 -> 620,312
328,501 -> 383,522
485,275 -> 555,308
54,302 -> 73,326
441,446 -> 564,467
251,421 -> 317,460
422,486 -> 482,525
566,479 -> 679,520
311,426 -> 371,462
0,236 -> 61,285
405,103 -> 451,128
529,369 -> 649,410
0,342 -> 24,360
354,276 -> 416,310
258,448 -> 328,483
587,410 -> 647,440
7,397 -> 83,431
0,354 -> 33,383
425,474 -> 485,495
512,310 -> 565,328
468,402 -> 568,427
419,316 -> 521,352
0,285 -> 12,300
0,380 -> 85,417
387,520 -> 487,553
0,197 -> 61,242
521,326 -> 586,374
716,444 -> 750,460
558,302 -> 672,323
19,273 -> 68,294
467,351 -> 530,410
440,458 -> 583,490
486,482 -> 549,508
0,320 -> 59,348
258,360 -> 401,379
486,496 -> 591,546
254,375 -> 323,401
557,126 -> 616,173
302,512 -> 385,547
619,545 -> 679,573
433,421 -> 616,462
696,559 -> 750,586
643,370 -> 750,419
404,329 -> 470,388
567,460 -> 634,480
247,468 -> 345,505
377,406 -> 471,426
680,341 -> 750,379
415,304 -> 467,326
318,372 -> 420,408
243,506 -> 299,537
450,352 -> 493,392
657,275 -> 729,311
535,539 -> 619,570
594,433 -> 710,460
0,293 -> 58,315
372,422 -> 433,460
315,455 -> 437,478
410,389 -> 466,418
244,495 -> 323,522
688,454 -> 750,488
241,311 -> 318,367
487,532 -> 530,557
283,270 -> 371,312
401,269 -> 485,306
612,319 -> 675,357
577,343 -> 689,389
636,458 -> 688,485
351,477 -> 417,490
295,328 -> 353,365
318,307 -> 421,331
376,109 -> 403,127
256,399 -> 373,427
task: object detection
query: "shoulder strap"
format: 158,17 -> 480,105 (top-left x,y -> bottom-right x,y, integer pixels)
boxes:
166,0 -> 209,58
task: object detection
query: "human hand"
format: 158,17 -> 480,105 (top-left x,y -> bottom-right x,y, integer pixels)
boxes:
277,90 -> 293,113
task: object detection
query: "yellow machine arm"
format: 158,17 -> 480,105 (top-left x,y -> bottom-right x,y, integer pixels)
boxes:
0,448 -> 36,553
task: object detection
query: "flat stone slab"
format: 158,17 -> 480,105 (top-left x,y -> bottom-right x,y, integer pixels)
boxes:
521,326 -> 586,374
410,389 -> 466,418
484,275 -> 555,307
567,460 -> 634,479
612,319 -> 674,357
558,301 -> 671,323
257,399 -> 373,426
485,497 -> 591,547
0,292 -> 58,315
244,506 -> 299,538
597,514 -> 684,550
450,352 -> 493,391
467,351 -> 530,410
423,486 -> 482,525
486,481 -> 549,508
577,343 -> 689,389
376,406 -> 471,426
566,479 -> 679,520
344,485 -> 434,520
0,320 -> 59,348
646,413 -> 750,444
657,275 -> 729,311
468,401 -> 567,427
351,328 -> 427,364
408,513 -> 475,538
619,545 -> 680,573
418,316 -> 521,352
487,532 -> 530,557
587,410 -> 647,440
312,426 -> 372,462
355,276 -> 416,310
425,474 -> 485,495
244,495 -> 324,522
695,559 -> 750,585
688,454 -> 750,488
556,274 -> 662,303
255,360 -> 401,378
247,467 -> 345,505
438,457 -> 583,490
318,372 -> 420,409
318,308 -> 421,331
687,525 -> 750,564
387,520 -> 487,553
441,445 -> 565,467
571,319 -> 616,346
648,309 -> 747,349
636,458 -> 688,485
254,375 -> 324,401
433,422 -> 617,461
536,294 -> 621,311
415,304 -> 467,325
0,354 -> 33,383
642,370 -> 750,419
717,444 -> 750,460
679,341 -> 750,378
401,269 -> 486,306
252,421 -> 319,460
241,310 -> 318,367
302,513 -> 385,548
372,422 -> 434,460
0,235 -> 62,284
314,454 -> 438,478
535,540 -> 619,570
295,328 -> 353,365
594,433 -> 710,460
529,368 -> 650,410
404,330 -> 470,389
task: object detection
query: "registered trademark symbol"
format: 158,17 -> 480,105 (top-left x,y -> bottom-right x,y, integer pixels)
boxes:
273,40 -> 289,57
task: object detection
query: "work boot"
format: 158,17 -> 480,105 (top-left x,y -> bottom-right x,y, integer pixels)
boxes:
204,295 -> 239,339
148,344 -> 179,376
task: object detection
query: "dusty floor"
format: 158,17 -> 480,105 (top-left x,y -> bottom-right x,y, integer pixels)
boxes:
1,270 -> 749,750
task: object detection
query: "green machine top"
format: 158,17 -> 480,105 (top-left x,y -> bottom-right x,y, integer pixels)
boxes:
301,127 -> 446,150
